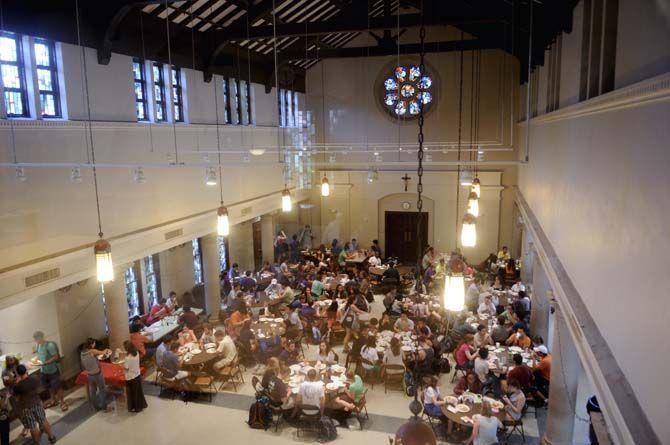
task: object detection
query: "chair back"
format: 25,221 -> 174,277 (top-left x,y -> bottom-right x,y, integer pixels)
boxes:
384,364 -> 405,375
251,375 -> 263,393
299,404 -> 321,417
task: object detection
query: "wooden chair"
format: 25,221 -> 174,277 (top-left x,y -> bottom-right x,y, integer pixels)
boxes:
214,356 -> 244,392
296,404 -> 321,437
359,359 -> 379,389
155,366 -> 182,399
382,364 -> 405,394
186,374 -> 215,402
353,389 -> 369,430
450,353 -> 468,383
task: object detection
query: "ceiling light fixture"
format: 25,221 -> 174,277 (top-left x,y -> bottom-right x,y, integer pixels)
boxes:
217,205 -> 230,236
467,191 -> 479,217
133,166 -> 146,184
249,148 -> 266,156
15,166 -> 26,182
205,166 -> 218,186
461,213 -> 477,247
281,187 -> 292,212
471,177 -> 481,198
321,175 -> 330,197
443,273 -> 465,311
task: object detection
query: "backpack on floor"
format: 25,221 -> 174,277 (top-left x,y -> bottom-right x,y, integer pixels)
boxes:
318,416 -> 338,442
247,400 -> 270,430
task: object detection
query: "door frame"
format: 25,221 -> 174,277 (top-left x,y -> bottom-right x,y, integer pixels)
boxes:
384,210 -> 429,264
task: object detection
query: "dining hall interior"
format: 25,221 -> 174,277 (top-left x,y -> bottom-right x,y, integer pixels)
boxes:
0,0 -> 667,444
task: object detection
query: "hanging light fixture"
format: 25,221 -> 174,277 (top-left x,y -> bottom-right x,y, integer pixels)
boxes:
217,205 -> 230,236
15,166 -> 27,182
281,187 -> 292,212
467,191 -> 479,217
461,212 -> 477,247
71,166 -> 83,183
471,176 -> 481,198
249,147 -> 266,156
320,175 -> 330,197
94,238 -> 114,282
205,166 -> 218,186
133,166 -> 146,184
443,273 -> 465,311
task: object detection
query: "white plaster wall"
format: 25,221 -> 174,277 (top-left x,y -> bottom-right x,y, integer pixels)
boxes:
518,94 -> 670,441
159,243 -> 197,298
228,220 -> 254,272
559,1 -> 584,108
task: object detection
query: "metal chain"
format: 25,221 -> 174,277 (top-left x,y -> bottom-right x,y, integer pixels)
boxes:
415,1 -> 426,280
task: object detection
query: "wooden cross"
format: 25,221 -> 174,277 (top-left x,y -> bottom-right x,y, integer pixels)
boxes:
401,173 -> 411,191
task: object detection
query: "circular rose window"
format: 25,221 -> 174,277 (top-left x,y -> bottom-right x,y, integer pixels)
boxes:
382,64 -> 434,119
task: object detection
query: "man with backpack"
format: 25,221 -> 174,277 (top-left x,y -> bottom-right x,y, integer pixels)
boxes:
33,331 -> 67,412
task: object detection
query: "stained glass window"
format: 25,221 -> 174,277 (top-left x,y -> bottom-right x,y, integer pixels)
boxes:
144,254 -> 160,308
125,264 -> 141,317
133,58 -> 148,121
0,32 -> 29,117
218,236 -> 228,273
192,239 -> 203,284
382,64 -> 434,119
171,66 -> 184,122
153,62 -> 166,122
34,39 -> 61,118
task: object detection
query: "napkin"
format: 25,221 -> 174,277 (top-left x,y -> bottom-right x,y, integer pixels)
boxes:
447,406 -> 458,413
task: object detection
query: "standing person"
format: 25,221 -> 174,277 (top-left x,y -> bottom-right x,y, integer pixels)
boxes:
0,387 -> 10,445
290,234 -> 301,263
13,365 -> 57,444
299,224 -> 313,250
464,401 -> 503,445
33,331 -> 67,412
80,338 -> 111,410
122,341 -> 147,413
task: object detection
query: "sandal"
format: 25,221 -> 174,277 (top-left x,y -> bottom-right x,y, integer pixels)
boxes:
44,401 -> 57,409
60,403 -> 69,412
48,436 -> 58,443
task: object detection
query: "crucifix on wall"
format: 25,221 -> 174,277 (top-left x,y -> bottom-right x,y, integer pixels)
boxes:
401,173 -> 411,191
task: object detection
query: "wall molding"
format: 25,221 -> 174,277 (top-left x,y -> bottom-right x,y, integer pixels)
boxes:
514,187 -> 660,445
0,119 -> 281,131
519,71 -> 670,125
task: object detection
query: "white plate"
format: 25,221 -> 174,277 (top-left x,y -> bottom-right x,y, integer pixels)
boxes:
326,383 -> 339,391
205,343 -> 216,349
456,404 -> 471,413
274,318 -> 284,322
206,348 -> 216,354
445,396 -> 458,405
190,349 -> 202,355
401,345 -> 413,352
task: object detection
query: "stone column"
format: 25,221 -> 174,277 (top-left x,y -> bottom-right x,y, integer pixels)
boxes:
102,265 -> 131,351
530,256 -> 551,341
542,305 -> 582,445
201,233 -> 221,322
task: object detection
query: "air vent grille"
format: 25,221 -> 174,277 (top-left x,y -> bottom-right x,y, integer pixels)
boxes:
241,206 -> 252,216
165,228 -> 184,240
25,268 -> 61,288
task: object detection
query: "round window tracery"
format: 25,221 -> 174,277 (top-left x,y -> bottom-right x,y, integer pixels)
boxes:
382,64 -> 434,118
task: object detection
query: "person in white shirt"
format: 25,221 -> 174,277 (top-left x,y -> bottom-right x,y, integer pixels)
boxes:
510,280 -> 526,294
368,255 -> 382,267
473,325 -> 493,348
477,295 -> 497,317
122,340 -> 147,412
394,313 -> 415,332
360,337 -> 379,370
414,301 -> 429,319
467,279 -> 481,310
298,369 -> 325,410
288,307 -> 303,331
213,330 -> 237,371
264,279 -> 282,297
473,347 -> 491,382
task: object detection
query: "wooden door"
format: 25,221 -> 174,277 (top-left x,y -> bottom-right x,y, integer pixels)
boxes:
384,211 -> 428,265
252,221 -> 263,271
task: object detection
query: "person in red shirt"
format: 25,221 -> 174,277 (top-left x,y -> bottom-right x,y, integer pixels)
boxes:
455,334 -> 477,368
178,306 -> 199,330
147,298 -> 171,325
507,353 -> 534,392
129,325 -> 152,358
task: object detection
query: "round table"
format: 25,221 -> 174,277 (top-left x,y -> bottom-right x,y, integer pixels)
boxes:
441,399 -> 506,427
183,351 -> 219,367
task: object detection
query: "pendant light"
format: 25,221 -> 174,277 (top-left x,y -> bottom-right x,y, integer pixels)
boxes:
467,191 -> 479,217
443,273 -> 465,311
205,166 -> 218,186
282,187 -> 292,212
320,175 -> 330,197
74,0 -> 113,282
211,31 -> 228,237
217,205 -> 230,236
471,177 -> 481,198
461,213 -> 477,247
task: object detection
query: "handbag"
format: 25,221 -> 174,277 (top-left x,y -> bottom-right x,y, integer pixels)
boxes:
341,307 -> 354,329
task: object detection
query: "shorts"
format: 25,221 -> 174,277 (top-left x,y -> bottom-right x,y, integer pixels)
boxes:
41,370 -> 62,391
20,405 -> 47,430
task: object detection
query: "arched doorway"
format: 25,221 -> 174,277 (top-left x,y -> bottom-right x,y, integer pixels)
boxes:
378,193 -> 434,264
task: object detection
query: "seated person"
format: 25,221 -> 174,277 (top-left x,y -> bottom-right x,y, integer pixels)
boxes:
359,337 -> 380,371
497,246 -> 511,261
500,304 -> 518,324
510,280 -> 526,294
213,330 -> 237,371
454,371 -> 483,395
507,353 -> 534,393
334,375 -> 364,412
473,347 -> 491,382
506,327 -> 532,349
414,301 -> 429,319
393,313 -> 415,333
316,341 -> 337,365
239,271 -> 257,292
129,315 -> 145,332
129,324 -> 153,358
502,378 -> 526,422
379,313 -> 394,331
415,319 -> 432,338
532,345 -> 552,400
177,326 -> 197,346
278,341 -> 299,366
368,254 -> 382,267
383,337 -> 405,368
162,342 -> 189,381
298,369 -> 325,411
491,316 -> 511,344
228,306 -> 250,338
261,368 -> 292,410
287,307 -> 303,332
477,295 -> 497,317
464,401 -> 503,445
382,263 -> 400,282
300,300 -> 316,321
455,334 -> 477,369
423,376 -> 449,426
147,298 -> 171,325
199,323 -> 216,347
473,325 -> 493,348
178,306 -> 199,330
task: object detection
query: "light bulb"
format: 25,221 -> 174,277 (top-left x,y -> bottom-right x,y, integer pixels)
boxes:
94,238 -> 114,283
70,166 -> 83,183
249,148 -> 266,156
328,154 -> 336,164
217,206 -> 230,236
443,274 -> 465,311
321,177 -> 330,197
467,191 -> 479,217
281,188 -> 292,212
461,213 -> 477,247
205,167 -> 218,186
471,177 -> 481,198
15,166 -> 27,182
459,170 -> 473,186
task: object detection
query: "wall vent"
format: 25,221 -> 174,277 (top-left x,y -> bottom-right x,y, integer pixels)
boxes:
164,228 -> 183,240
241,206 -> 252,216
25,268 -> 61,288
